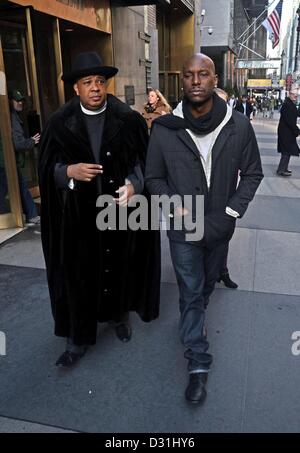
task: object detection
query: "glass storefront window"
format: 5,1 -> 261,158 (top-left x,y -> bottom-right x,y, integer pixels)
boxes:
1,25 -> 39,189
2,30 -> 29,98
33,12 -> 60,121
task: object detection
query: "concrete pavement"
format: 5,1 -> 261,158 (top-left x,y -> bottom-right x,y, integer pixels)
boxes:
0,113 -> 300,433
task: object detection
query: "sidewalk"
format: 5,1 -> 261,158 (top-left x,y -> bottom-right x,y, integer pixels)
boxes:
0,116 -> 300,433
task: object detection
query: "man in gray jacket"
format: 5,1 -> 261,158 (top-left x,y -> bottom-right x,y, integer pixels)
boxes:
145,54 -> 263,404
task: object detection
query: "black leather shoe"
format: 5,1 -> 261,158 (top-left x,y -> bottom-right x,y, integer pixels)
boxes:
218,273 -> 238,289
277,171 -> 292,177
185,373 -> 208,404
115,323 -> 132,342
55,349 -> 86,368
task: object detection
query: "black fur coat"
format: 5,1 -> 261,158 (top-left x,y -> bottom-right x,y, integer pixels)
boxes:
38,94 -> 161,345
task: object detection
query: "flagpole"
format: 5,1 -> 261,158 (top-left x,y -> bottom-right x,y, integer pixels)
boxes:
240,21 -> 264,47
238,43 -> 266,60
236,0 -> 279,42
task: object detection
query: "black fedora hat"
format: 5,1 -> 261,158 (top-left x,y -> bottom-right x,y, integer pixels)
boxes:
62,52 -> 118,83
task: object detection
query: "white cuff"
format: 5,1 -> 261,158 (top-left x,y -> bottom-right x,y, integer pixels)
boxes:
68,178 -> 75,190
226,206 -> 240,218
125,178 -> 131,185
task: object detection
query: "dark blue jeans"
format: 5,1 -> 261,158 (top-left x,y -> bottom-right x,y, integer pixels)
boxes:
169,240 -> 225,372
0,167 -> 37,220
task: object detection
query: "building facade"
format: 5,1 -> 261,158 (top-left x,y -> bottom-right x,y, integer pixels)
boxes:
0,0 -> 113,230
241,0 -> 268,79
281,0 -> 300,81
0,0 -> 199,233
200,0 -> 247,92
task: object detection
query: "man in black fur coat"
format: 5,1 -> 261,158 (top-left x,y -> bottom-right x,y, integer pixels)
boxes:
38,52 -> 160,367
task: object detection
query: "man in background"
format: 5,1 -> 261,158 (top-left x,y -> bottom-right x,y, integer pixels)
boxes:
235,94 -> 253,119
0,90 -> 40,224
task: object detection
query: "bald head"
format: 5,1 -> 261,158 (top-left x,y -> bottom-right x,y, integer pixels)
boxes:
183,53 -> 216,75
182,53 -> 218,109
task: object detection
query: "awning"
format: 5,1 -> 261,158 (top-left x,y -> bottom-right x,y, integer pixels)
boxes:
110,1 -> 170,6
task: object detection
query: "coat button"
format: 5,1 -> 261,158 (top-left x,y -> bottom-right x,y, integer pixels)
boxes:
106,249 -> 110,253
104,289 -> 108,293
105,269 -> 109,273
195,187 -> 200,191
109,179 -> 114,184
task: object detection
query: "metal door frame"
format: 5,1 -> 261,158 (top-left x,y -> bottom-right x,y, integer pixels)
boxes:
0,36 -> 23,229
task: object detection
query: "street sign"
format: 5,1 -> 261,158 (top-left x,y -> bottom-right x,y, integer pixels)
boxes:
236,60 -> 281,70
247,79 -> 284,89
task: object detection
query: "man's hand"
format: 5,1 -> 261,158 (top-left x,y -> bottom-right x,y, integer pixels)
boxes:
67,163 -> 103,182
114,184 -> 135,207
31,133 -> 41,145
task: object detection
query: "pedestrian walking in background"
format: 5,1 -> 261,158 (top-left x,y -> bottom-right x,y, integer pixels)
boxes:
228,94 -> 236,109
235,94 -> 253,119
262,97 -> 269,118
250,97 -> 257,119
277,88 -> 300,177
256,97 -> 262,117
146,53 -> 263,405
269,96 -> 275,119
214,88 -> 238,290
38,52 -> 161,368
141,88 -> 172,132
0,89 -> 40,224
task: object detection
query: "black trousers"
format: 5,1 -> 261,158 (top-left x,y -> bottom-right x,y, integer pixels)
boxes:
220,242 -> 229,275
277,154 -> 291,173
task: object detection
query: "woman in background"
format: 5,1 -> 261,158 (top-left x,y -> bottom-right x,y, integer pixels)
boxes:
142,88 -> 172,132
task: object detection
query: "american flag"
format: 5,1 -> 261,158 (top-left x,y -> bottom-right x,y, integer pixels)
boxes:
262,0 -> 283,49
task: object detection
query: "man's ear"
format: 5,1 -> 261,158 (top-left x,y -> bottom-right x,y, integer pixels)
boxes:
73,83 -> 79,96
214,74 -> 219,88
